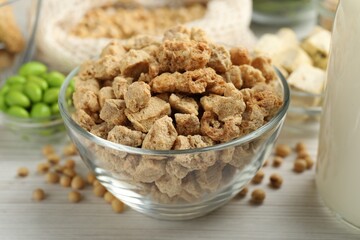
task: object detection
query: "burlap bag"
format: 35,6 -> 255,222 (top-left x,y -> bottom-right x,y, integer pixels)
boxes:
36,0 -> 255,73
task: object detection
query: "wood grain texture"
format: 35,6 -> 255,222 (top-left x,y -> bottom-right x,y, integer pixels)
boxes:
0,126 -> 359,240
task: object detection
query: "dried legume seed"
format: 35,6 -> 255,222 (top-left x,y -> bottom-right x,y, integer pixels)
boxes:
42,145 -> 55,156
251,189 -> 266,204
93,180 -> 101,188
275,144 -> 292,157
60,175 -> 71,188
87,172 -> 96,184
32,188 -> 45,201
93,185 -> 107,197
64,159 -> 75,169
293,159 -> 307,173
297,149 -> 310,159
71,175 -> 85,190
272,156 -> 283,168
63,168 -> 76,178
68,191 -> 82,203
269,173 -> 283,189
63,143 -> 77,156
46,172 -> 60,184
235,187 -> 248,199
111,199 -> 125,213
37,162 -> 50,174
252,170 -> 265,184
295,142 -> 307,153
304,156 -> 314,169
47,154 -> 60,165
104,191 -> 115,203
17,167 -> 29,177
54,165 -> 64,174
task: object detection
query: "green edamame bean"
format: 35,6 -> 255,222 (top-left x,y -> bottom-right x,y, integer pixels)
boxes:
8,83 -> 24,92
66,87 -> 73,99
46,71 -> 65,87
7,106 -> 29,118
69,78 -> 75,90
0,94 -> 6,111
19,61 -> 47,77
24,82 -> 42,103
51,103 -> 60,114
0,85 -> 9,96
7,75 -> 26,85
30,103 -> 51,118
43,88 -> 60,104
28,76 -> 48,91
5,91 -> 30,108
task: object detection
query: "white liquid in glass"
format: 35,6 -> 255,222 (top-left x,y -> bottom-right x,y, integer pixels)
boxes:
316,0 -> 360,228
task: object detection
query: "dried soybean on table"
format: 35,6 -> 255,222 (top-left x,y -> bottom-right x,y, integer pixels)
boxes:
0,126 -> 359,240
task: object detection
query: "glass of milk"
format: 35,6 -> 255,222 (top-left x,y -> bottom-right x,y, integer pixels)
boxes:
316,0 -> 360,229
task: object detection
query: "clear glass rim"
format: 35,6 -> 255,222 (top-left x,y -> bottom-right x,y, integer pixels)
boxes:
59,67 -> 290,156
0,111 -> 63,127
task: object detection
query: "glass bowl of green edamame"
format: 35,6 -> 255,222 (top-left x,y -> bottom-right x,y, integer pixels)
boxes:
0,61 -> 74,143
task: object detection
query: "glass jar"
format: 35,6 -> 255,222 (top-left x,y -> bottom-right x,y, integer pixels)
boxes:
253,0 -> 316,25
317,0 -> 339,30
0,0 -> 42,82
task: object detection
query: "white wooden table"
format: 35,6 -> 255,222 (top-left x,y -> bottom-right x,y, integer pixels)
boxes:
1,125 -> 359,240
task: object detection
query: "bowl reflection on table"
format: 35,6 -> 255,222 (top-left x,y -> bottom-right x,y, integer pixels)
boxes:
59,68 -> 290,220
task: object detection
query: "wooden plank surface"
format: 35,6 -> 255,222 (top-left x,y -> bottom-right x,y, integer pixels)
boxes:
0,125 -> 359,240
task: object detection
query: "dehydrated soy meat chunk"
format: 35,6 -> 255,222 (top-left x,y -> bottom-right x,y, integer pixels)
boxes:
100,41 -> 126,58
98,86 -> 115,108
169,94 -> 198,115
175,113 -> 200,136
107,126 -> 145,147
156,40 -> 211,73
125,97 -> 171,133
124,82 -> 151,112
142,116 -> 178,150
99,99 -> 127,125
112,76 -> 132,99
90,122 -> 115,139
119,49 -> 153,79
155,174 -> 182,197
240,65 -> 266,88
94,55 -> 121,80
150,68 -> 226,95
133,159 -> 166,183
251,56 -> 277,83
207,43 -> 232,74
230,47 -> 251,66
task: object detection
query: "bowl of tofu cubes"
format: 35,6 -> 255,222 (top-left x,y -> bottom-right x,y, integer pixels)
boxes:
254,27 -> 331,132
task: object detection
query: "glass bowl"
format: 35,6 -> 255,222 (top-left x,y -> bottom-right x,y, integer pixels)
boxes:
59,68 -> 290,220
0,112 -> 66,143
0,0 -> 42,82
